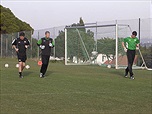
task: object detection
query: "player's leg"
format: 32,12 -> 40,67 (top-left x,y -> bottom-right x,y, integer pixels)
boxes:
19,61 -> 23,78
18,55 -> 26,78
21,56 -> 26,71
127,50 -> 133,77
40,55 -> 47,78
42,55 -> 50,76
125,54 -> 129,77
129,51 -> 135,79
17,54 -> 23,78
124,67 -> 129,77
22,62 -> 25,71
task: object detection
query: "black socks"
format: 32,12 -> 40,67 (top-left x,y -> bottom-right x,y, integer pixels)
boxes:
19,72 -> 22,76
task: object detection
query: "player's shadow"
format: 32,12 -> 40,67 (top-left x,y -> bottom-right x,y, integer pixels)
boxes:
45,71 -> 54,77
109,70 -> 124,77
24,71 -> 33,77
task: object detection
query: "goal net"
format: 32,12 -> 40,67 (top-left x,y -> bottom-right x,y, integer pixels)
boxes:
65,24 -> 147,69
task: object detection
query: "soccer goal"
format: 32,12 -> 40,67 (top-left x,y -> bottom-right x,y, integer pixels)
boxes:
64,24 -> 148,69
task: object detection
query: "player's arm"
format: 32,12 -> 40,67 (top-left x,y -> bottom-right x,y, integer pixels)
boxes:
25,39 -> 30,49
48,38 -> 55,48
122,42 -> 126,48
136,39 -> 140,50
12,39 -> 18,52
122,38 -> 127,52
12,45 -> 19,52
37,39 -> 45,49
37,39 -> 42,46
50,40 -> 55,48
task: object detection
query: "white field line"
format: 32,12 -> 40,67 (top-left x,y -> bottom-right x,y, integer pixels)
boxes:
0,91 -> 147,96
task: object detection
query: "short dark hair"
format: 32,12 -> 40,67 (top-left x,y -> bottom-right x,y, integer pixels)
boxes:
45,31 -> 50,34
132,31 -> 137,36
19,32 -> 25,36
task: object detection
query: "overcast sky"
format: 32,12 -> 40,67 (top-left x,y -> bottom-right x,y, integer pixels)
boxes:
1,0 -> 152,30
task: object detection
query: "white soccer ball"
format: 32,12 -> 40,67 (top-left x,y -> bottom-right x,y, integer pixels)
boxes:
4,64 -> 9,68
92,51 -> 98,56
16,64 -> 19,68
107,65 -> 111,68
25,65 -> 30,69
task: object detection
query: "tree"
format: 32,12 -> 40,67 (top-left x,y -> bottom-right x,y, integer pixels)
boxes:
78,17 -> 85,32
79,17 -> 84,26
55,31 -> 65,58
55,18 -> 95,61
0,5 -> 33,34
97,38 -> 115,61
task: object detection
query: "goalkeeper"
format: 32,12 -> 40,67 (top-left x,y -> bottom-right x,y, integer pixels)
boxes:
122,31 -> 139,80
37,31 -> 55,78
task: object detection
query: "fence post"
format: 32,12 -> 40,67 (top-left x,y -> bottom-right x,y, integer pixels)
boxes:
95,22 -> 97,52
1,34 -> 2,57
12,33 -> 13,58
37,31 -> 39,59
6,36 -> 8,57
30,31 -> 32,58
138,18 -> 141,42
53,27 -> 56,58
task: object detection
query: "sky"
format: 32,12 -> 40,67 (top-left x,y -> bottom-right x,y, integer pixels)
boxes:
1,0 -> 152,30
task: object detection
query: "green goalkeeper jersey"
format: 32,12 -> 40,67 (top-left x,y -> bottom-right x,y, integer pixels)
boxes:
123,37 -> 139,50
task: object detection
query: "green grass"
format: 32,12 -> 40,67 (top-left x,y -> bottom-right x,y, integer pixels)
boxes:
0,58 -> 152,114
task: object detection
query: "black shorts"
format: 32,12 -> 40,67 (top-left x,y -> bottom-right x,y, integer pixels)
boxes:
17,54 -> 27,62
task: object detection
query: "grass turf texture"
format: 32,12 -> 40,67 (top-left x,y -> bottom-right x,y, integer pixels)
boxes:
0,58 -> 152,114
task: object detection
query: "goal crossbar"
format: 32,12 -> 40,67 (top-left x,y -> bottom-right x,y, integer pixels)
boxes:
65,24 -> 129,29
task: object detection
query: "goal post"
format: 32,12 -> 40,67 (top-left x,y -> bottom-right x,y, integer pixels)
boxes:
115,23 -> 118,69
65,28 -> 68,65
64,24 -> 147,69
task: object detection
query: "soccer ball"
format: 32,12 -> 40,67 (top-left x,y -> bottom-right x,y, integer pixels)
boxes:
107,65 -> 111,68
4,64 -> 9,68
16,64 -> 19,68
92,51 -> 98,56
25,65 -> 30,69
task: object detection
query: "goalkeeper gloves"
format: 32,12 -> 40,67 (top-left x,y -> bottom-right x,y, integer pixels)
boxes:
40,45 -> 45,49
25,45 -> 28,49
49,43 -> 53,47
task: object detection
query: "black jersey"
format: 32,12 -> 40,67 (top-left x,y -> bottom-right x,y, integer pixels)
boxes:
12,37 -> 30,56
37,37 -> 54,56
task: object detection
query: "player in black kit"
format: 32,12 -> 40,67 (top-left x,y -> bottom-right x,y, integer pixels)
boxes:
37,31 -> 54,78
12,32 -> 30,78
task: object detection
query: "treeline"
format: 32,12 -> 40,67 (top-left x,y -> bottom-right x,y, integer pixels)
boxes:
0,5 -> 33,34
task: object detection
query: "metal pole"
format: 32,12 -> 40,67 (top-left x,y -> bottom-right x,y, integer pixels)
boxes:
139,18 -> 141,42
12,33 -> 13,58
18,32 -> 19,37
54,39 -> 55,58
115,21 -> 118,69
6,37 -> 8,57
37,31 -> 40,59
53,27 -> 55,58
137,18 -> 141,66
96,22 -> 97,51
30,31 -> 32,58
1,34 -> 2,57
65,28 -> 67,65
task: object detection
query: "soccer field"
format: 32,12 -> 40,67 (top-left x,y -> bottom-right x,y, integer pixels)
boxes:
0,58 -> 152,114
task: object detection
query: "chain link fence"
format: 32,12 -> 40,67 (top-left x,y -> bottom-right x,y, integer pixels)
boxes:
0,18 -> 151,67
